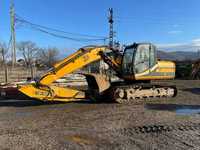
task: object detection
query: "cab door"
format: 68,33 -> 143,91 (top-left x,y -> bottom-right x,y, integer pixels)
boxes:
122,46 -> 135,75
134,44 -> 156,74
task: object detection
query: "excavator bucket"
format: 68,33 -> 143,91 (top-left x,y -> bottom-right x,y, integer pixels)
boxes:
83,73 -> 111,100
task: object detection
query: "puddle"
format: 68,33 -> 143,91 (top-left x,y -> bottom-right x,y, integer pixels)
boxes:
176,108 -> 200,115
182,88 -> 200,95
16,112 -> 32,117
146,104 -> 200,116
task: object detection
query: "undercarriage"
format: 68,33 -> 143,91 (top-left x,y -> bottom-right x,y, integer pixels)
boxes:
109,83 -> 177,104
86,77 -> 177,104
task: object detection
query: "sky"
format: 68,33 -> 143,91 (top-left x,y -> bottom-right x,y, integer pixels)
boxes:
1,0 -> 200,55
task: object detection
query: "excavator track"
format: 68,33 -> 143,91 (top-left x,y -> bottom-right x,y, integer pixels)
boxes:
109,84 -> 177,104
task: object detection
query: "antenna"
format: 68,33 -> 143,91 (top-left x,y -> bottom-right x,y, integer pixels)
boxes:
108,8 -> 114,48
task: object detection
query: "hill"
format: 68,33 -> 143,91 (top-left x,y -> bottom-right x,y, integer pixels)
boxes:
157,50 -> 200,61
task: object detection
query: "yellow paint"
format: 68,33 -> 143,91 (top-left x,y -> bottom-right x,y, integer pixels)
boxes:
18,84 -> 85,102
135,76 -> 174,80
156,68 -> 175,73
125,60 -> 176,80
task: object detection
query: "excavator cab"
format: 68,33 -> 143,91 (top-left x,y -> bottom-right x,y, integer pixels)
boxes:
121,43 -> 158,81
121,43 -> 175,81
122,43 -> 157,77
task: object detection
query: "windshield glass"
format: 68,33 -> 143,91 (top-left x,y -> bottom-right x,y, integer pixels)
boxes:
122,47 -> 135,75
134,44 -> 150,73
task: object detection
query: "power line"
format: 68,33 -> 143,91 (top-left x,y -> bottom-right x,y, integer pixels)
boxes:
15,14 -> 108,42
24,23 -> 104,42
16,14 -> 106,38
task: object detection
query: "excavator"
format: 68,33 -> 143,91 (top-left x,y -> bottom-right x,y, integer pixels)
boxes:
18,43 -> 177,103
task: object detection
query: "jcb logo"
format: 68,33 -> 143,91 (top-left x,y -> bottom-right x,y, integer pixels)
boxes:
35,91 -> 48,96
82,55 -> 89,62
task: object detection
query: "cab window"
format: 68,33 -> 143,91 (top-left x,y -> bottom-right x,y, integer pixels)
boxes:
122,47 -> 134,75
134,44 -> 150,73
149,45 -> 156,67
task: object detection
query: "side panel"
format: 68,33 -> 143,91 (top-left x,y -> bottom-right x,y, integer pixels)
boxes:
124,61 -> 176,80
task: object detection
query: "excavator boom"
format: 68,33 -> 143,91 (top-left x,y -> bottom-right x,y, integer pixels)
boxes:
39,46 -> 107,85
18,46 -> 111,102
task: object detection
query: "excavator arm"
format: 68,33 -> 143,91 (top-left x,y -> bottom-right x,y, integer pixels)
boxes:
39,46 -> 109,85
18,46 -> 114,102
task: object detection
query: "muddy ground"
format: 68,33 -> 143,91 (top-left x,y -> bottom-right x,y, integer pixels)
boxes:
0,80 -> 200,150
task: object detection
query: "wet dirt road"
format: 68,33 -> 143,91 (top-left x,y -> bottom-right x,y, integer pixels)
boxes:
0,80 -> 200,150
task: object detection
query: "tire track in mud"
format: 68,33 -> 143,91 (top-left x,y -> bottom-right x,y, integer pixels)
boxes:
117,122 -> 200,149
119,123 -> 200,134
163,133 -> 195,149
174,131 -> 200,146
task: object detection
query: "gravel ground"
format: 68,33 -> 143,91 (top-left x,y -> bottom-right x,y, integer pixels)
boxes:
0,80 -> 200,150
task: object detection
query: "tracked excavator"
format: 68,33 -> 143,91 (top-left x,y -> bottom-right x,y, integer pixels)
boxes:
18,43 -> 177,103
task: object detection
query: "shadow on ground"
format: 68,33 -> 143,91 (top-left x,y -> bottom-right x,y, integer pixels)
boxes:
0,99 -> 64,107
0,98 -> 109,107
182,88 -> 200,95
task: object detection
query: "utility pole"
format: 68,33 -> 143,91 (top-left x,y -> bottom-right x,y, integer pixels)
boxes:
10,0 -> 16,66
108,8 -> 114,49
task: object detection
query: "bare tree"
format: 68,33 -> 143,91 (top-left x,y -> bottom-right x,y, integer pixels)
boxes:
17,41 -> 39,79
0,43 -> 9,64
38,47 -> 59,68
0,42 -> 9,83
17,41 -> 38,67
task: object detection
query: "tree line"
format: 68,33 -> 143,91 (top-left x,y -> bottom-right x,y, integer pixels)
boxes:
0,41 -> 59,69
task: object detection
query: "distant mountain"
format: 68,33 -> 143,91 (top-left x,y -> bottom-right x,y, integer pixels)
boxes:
157,50 -> 200,61
58,48 -> 200,61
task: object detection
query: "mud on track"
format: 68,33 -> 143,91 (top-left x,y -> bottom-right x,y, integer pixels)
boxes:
0,80 -> 200,150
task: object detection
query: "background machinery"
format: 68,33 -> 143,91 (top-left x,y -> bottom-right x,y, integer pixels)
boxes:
191,59 -> 200,79
18,43 -> 177,103
175,59 -> 200,79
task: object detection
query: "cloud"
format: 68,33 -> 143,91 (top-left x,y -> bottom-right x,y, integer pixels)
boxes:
168,30 -> 183,35
157,38 -> 200,51
192,38 -> 200,47
157,43 -> 186,48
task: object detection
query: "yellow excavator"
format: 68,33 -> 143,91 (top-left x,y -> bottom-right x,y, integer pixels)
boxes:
18,43 -> 177,103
